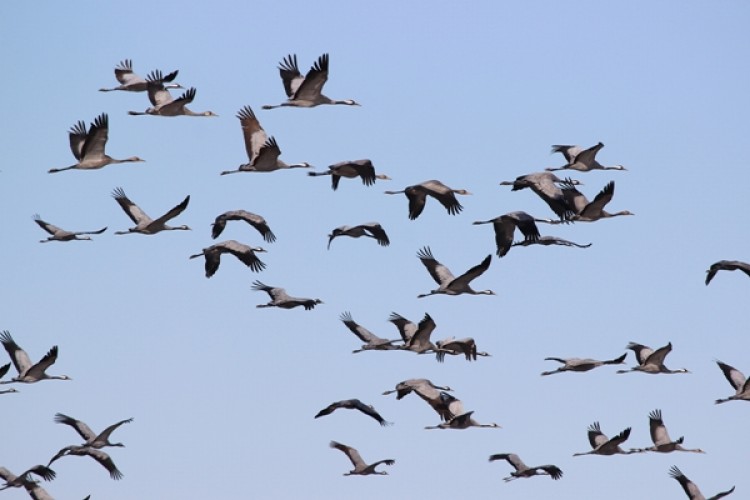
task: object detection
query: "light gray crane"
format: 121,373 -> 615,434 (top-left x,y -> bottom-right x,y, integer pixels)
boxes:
112,187 -> 190,235
715,360 -> 750,404
329,441 -> 393,476
190,241 -> 266,277
340,312 -> 401,353
488,453 -> 563,482
33,215 -> 106,243
473,211 -> 553,257
398,313 -> 438,354
48,446 -> 123,480
387,313 -> 418,344
385,180 -> 471,220
309,160 -> 390,190
416,246 -> 494,298
0,465 -> 55,491
315,399 -> 392,426
251,281 -> 322,310
633,409 -> 704,454
53,413 -> 132,449
669,465 -> 735,500
541,353 -> 627,376
99,60 -> 181,92
0,331 -> 70,384
211,209 -> 276,242
425,411 -> 501,430
499,172 -> 581,221
512,235 -> 592,249
705,260 -> 750,285
128,86 -> 217,117
383,379 -> 458,422
547,142 -> 626,172
561,180 -> 634,221
617,342 -> 690,374
573,422 -> 636,456
435,337 -> 490,362
328,222 -> 389,249
220,106 -> 310,174
49,113 -> 144,173
263,54 -> 360,109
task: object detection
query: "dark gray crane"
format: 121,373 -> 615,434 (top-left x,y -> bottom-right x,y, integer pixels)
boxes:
48,446 -> 123,480
541,353 -> 627,376
385,180 -> 471,220
328,222 -> 389,249
0,465 -> 55,491
0,332 -> 70,384
573,422 -> 636,456
715,360 -> 750,404
99,60 -> 181,92
315,399 -> 392,426
499,172 -> 581,221
190,241 -> 266,277
547,142 -> 626,172
416,246 -> 493,298
383,379 -> 458,422
669,465 -> 735,500
633,409 -> 704,454
705,260 -> 750,285
211,209 -> 276,242
617,342 -> 690,374
112,188 -> 190,235
263,54 -> 360,109
473,211 -> 552,257
49,113 -> 144,173
309,160 -> 389,190
561,180 -> 634,221
435,338 -> 490,362
33,215 -> 106,242
251,281 -> 322,310
329,441 -> 393,476
488,453 -> 563,481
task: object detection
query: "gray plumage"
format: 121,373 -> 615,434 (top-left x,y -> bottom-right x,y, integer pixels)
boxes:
48,446 -> 123,480
190,241 -> 266,277
425,410 -> 501,430
473,211 -> 552,257
0,331 -> 70,384
705,260 -> 750,286
573,422 -> 635,456
340,312 -> 401,353
715,360 -> 750,404
99,59 -> 181,92
112,187 -> 190,235
547,142 -> 626,172
53,413 -> 133,449
398,313 -> 437,354
633,409 -> 704,454
541,353 -> 627,376
211,210 -> 276,242
385,179 -> 470,220
329,441 -> 394,476
416,246 -> 494,298
435,337 -> 490,362
561,180 -> 634,221
315,399 -> 392,426
0,465 -> 56,491
488,453 -> 563,481
499,172 -> 581,221
34,215 -> 106,242
128,85 -> 217,117
669,466 -> 735,500
617,342 -> 690,375
512,235 -> 592,249
328,222 -> 389,249
309,160 -> 389,190
251,281 -> 322,310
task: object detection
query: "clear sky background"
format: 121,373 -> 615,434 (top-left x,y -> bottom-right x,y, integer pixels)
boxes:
1,1 -> 748,499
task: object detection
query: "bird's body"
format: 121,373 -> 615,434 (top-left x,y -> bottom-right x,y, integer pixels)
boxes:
48,445 -> 123,480
128,86 -> 217,117
99,60 -> 181,92
512,235 -> 592,249
398,313 -> 438,354
329,441 -> 393,476
383,379 -> 457,422
633,409 -> 704,454
715,360 -> 750,404
562,181 -> 633,221
387,313 -> 418,344
0,465 -> 56,491
112,187 -> 190,235
435,337 -> 490,362
0,331 -> 70,384
416,246 -> 494,298
617,342 -> 689,374
473,211 -> 552,257
328,223 -> 389,249
573,422 -> 635,456
541,353 -> 627,376
499,172 -> 581,221
425,411 -> 501,430
669,465 -> 735,500
211,210 -> 276,242
251,281 -> 322,310
53,413 -> 132,449
190,241 -> 266,277
49,113 -> 144,173
705,260 -> 750,285
34,215 -> 106,242
385,180 -> 471,220
340,312 -> 400,353
315,399 -> 391,426
488,453 -> 563,482
547,142 -> 626,172
309,160 -> 389,190
263,54 -> 360,109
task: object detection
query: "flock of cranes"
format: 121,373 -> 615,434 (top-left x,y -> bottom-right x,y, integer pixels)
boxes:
8,50 -> 748,499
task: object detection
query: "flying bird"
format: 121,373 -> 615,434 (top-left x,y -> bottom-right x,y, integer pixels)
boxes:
48,446 -> 123,480
541,353 -> 627,376
315,399 -> 392,426
434,337 -> 490,362
499,172 -> 581,221
705,260 -> 750,286
308,160 -> 390,190
385,180 -> 471,220
329,441 -> 394,476
0,465 -> 56,491
0,331 -> 70,384
488,453 -> 563,482
33,215 -> 106,242
328,223 -> 389,249
53,413 -> 133,449
512,235 -> 592,249
112,187 -> 190,235
547,142 -> 626,172
573,422 -> 635,456
263,54 -> 360,109
398,312 -> 438,354
49,113 -> 144,173
633,409 -> 704,454
425,411 -> 501,430
416,246 -> 494,298
473,211 -> 556,257
561,180 -> 634,221
99,59 -> 181,92
211,210 -> 276,242
616,342 -> 690,375
251,281 -> 322,310
714,360 -> 750,404
190,241 -> 266,277
339,312 -> 401,353
128,85 -> 217,117
669,465 -> 735,500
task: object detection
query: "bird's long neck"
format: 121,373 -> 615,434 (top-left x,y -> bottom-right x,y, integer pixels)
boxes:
48,165 -> 78,174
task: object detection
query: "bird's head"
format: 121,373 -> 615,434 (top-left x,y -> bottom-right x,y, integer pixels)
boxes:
202,111 -> 219,117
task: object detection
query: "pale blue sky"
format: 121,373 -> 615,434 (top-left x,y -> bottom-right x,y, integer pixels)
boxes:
1,1 -> 748,498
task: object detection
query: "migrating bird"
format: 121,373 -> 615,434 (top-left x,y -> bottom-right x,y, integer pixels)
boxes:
387,312 -> 418,345
263,54 -> 360,109
53,413 -> 132,449
561,180 -> 634,221
383,379 -> 457,422
211,209 -> 276,242
472,211 -> 551,257
705,260 -> 750,286
714,360 -> 750,404
541,353 -> 627,376
435,337 -> 490,362
329,441 -> 393,476
33,215 -> 106,243
512,235 -> 592,249
328,222 -> 389,250
112,187 -> 190,235
573,422 -> 635,456
340,312 -> 400,353
633,409 -> 704,454
49,113 -> 144,174
0,465 -> 56,491
220,106 -> 310,174
669,465 -> 735,500
251,281 -> 322,310
416,246 -> 494,298
315,399 -> 392,426
499,172 -> 581,222
128,86 -> 217,117
189,241 -> 266,277
398,313 -> 438,354
308,160 -> 390,190
48,446 -> 123,480
488,453 -> 563,482
385,180 -> 471,220
425,410 -> 501,430
617,341 -> 690,375
0,331 -> 70,384
99,59 -> 181,92
546,142 -> 626,172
